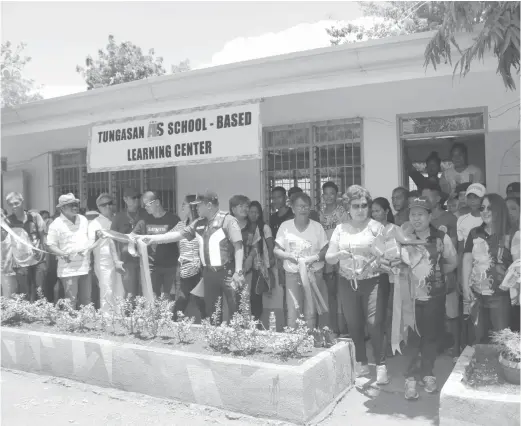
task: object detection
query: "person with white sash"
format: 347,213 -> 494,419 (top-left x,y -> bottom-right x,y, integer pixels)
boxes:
88,193 -> 124,313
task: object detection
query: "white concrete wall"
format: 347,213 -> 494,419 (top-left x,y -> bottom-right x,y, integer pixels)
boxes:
1,70 -> 518,210
260,71 -> 519,198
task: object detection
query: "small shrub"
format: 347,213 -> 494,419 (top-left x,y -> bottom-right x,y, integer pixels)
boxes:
268,316 -> 314,360
32,289 -> 59,325
174,311 -> 195,344
491,329 -> 521,362
0,294 -> 37,324
55,301 -> 97,333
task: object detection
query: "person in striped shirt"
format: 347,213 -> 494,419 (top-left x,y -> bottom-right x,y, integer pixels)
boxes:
171,195 -> 206,320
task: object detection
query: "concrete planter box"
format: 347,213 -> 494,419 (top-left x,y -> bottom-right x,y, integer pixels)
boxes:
1,327 -> 355,424
440,345 -> 520,426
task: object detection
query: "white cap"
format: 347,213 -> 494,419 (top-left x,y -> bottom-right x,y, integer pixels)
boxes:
466,183 -> 486,198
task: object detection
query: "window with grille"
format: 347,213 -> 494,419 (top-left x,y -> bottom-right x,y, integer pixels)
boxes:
263,118 -> 362,212
52,149 -> 177,213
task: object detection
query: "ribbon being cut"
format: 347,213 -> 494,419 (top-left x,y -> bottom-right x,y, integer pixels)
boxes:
365,224 -> 428,355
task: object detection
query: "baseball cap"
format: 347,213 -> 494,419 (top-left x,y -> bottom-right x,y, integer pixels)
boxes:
123,187 -> 140,198
466,183 -> 486,198
193,190 -> 219,204
455,182 -> 472,194
96,193 -> 113,207
408,196 -> 433,212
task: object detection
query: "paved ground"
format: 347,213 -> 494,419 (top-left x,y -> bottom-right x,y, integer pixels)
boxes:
1,347 -> 454,426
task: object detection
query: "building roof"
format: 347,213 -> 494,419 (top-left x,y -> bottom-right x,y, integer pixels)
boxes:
2,27 -> 494,137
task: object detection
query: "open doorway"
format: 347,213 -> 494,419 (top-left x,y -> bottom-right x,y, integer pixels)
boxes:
403,134 -> 486,191
398,108 -> 487,192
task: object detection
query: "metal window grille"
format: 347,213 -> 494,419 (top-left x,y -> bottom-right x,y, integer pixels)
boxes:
263,118 -> 362,213
52,149 -> 177,213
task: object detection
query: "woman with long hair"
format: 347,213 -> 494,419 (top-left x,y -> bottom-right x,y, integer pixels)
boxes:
326,185 -> 390,384
171,195 -> 206,320
462,193 -> 513,342
244,201 -> 275,321
506,196 -> 520,332
371,197 -> 396,357
274,192 -> 329,330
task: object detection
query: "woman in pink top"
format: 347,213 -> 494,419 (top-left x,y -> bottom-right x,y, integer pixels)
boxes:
326,185 -> 390,385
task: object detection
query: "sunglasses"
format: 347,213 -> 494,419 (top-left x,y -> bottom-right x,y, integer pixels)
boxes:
144,199 -> 157,207
64,203 -> 79,209
99,201 -> 114,208
479,205 -> 493,212
351,203 -> 369,210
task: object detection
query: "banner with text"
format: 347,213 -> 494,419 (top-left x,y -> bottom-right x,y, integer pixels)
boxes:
87,100 -> 261,172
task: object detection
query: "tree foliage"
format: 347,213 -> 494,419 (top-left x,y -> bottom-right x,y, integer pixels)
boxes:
76,35 -> 191,90
328,2 -> 520,90
327,2 -> 444,45
424,2 -> 520,90
1,41 -> 43,108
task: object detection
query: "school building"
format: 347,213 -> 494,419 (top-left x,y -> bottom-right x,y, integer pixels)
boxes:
2,29 -> 519,215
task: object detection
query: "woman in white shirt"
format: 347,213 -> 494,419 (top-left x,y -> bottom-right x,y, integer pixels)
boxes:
441,142 -> 484,196
274,192 -> 329,329
326,185 -> 390,385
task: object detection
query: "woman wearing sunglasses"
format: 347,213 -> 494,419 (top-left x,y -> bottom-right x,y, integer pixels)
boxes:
88,193 -> 124,314
462,193 -> 513,343
325,185 -> 390,384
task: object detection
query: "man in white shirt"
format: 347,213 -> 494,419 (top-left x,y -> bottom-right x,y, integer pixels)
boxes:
47,193 -> 91,308
88,193 -> 124,313
456,183 -> 486,254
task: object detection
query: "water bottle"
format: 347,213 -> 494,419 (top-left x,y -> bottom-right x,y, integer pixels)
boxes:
269,311 -> 277,332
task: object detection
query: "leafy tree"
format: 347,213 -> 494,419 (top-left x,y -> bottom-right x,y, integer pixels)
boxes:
77,35 -> 166,89
327,2 -> 444,45
171,59 -> 191,74
328,2 -> 520,90
424,2 -> 520,90
1,41 -> 43,108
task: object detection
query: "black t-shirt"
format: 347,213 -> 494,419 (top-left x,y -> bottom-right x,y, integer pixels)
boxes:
111,208 -> 149,263
133,212 -> 180,268
269,208 -> 294,238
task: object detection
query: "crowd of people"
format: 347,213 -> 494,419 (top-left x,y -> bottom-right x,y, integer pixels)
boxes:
1,146 -> 519,401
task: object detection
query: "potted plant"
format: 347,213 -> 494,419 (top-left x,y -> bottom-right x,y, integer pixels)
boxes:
491,329 -> 521,385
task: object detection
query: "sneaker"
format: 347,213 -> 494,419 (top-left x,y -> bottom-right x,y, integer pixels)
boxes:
404,377 -> 419,400
376,365 -> 390,385
422,376 -> 438,393
357,363 -> 371,377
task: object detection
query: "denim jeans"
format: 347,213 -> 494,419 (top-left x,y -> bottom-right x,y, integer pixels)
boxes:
173,272 -> 206,320
406,295 -> 445,379
62,274 -> 92,308
285,271 -> 329,329
14,261 -> 47,302
324,271 -> 340,334
122,260 -> 141,298
473,292 -> 511,343
203,264 -> 237,322
338,274 -> 389,366
150,266 -> 177,299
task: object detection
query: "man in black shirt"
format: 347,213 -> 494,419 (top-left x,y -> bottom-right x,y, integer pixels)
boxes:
269,186 -> 294,237
133,191 -> 180,299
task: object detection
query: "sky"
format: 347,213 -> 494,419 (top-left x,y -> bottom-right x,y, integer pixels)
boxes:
2,1 -> 363,99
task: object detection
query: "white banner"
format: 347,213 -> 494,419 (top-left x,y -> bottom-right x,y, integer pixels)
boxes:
87,100 -> 262,172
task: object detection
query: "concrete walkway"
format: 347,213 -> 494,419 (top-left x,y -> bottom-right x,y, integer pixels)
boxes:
1,347 -> 454,426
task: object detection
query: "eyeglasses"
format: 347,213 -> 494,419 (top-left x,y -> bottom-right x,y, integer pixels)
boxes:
144,199 -> 157,207
295,204 -> 311,211
351,203 -> 369,210
480,205 -> 493,212
99,201 -> 114,208
64,203 -> 79,209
